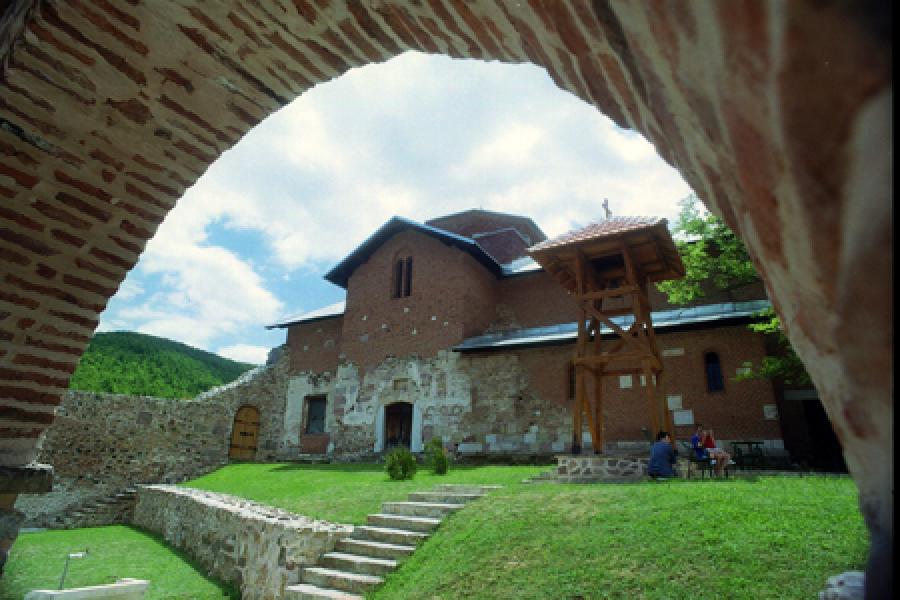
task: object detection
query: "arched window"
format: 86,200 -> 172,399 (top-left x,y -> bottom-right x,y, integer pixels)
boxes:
392,255 -> 413,298
705,352 -> 724,392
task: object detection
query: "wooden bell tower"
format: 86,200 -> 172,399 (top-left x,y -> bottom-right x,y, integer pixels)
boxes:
528,216 -> 684,454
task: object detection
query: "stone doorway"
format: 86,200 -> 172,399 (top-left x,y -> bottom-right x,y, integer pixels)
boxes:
229,405 -> 260,460
384,402 -> 413,450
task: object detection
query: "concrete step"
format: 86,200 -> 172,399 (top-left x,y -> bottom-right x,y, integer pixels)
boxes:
367,513 -> 442,532
432,484 -> 502,494
407,491 -> 483,504
285,583 -> 363,599
336,538 -> 416,560
301,567 -> 383,594
353,525 -> 429,546
381,501 -> 463,518
321,552 -> 397,576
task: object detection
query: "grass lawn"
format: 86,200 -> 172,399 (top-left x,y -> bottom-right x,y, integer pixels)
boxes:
0,526 -> 238,600
374,475 -> 868,600
3,466 -> 866,600
183,462 -> 549,524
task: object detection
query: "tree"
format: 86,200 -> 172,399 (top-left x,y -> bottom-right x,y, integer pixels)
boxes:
657,195 -> 811,385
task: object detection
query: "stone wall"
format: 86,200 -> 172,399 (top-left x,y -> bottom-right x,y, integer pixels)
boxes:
17,349 -> 290,527
132,485 -> 351,600
282,323 -> 782,459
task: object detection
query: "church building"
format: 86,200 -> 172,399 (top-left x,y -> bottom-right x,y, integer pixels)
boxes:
267,210 -> 785,458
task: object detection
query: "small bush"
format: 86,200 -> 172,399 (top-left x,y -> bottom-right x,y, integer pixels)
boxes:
426,437 -> 450,475
385,447 -> 417,480
432,451 -> 449,475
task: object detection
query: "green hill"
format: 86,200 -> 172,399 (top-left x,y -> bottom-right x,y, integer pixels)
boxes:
68,331 -> 257,399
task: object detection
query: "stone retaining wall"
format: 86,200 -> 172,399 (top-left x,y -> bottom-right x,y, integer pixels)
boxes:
17,349 -> 289,528
132,486 -> 351,600
555,455 -> 651,483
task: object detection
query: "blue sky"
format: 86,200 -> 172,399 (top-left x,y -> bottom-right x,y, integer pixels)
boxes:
98,52 -> 692,364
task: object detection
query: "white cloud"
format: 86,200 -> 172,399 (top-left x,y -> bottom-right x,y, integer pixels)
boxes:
100,51 -> 693,356
461,121 -> 546,171
218,344 -> 270,365
121,201 -> 284,348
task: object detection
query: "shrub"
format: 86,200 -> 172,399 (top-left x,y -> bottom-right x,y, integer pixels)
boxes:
426,436 -> 450,475
385,447 -> 417,480
432,451 -> 449,475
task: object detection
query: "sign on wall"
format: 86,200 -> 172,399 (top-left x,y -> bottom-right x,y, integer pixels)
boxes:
673,409 -> 694,426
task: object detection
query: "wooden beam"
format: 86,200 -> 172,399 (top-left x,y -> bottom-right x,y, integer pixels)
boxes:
593,368 -> 604,454
577,285 -> 638,301
643,358 -> 659,435
580,370 -> 598,453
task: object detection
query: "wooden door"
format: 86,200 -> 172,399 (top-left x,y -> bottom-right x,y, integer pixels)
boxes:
229,405 -> 260,460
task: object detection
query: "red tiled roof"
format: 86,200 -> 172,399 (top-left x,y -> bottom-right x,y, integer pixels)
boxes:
528,216 -> 667,253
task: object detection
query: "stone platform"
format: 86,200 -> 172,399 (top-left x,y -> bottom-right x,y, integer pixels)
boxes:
554,454 -> 649,483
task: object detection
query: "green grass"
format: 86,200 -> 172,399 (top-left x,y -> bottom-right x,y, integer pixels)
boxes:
185,464 -> 867,599
0,526 -> 238,600
374,476 -> 868,600
4,468 -> 866,600
183,462 -> 548,524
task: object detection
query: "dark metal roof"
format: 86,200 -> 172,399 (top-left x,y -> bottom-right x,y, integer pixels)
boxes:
324,216 -> 503,288
265,301 -> 346,329
453,300 -> 772,352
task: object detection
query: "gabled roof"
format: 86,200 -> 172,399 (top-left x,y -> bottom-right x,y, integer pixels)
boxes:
324,216 -> 503,288
425,209 -> 546,246
528,216 -> 666,252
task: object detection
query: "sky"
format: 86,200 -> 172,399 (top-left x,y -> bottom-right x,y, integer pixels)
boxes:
97,52 -> 693,365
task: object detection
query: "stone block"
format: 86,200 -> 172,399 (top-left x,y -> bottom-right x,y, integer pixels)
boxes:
24,579 -> 149,599
456,443 -> 483,453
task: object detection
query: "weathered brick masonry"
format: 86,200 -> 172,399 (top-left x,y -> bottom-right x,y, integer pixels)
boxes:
0,0 -> 890,593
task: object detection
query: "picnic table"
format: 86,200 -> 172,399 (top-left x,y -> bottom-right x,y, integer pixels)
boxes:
731,440 -> 766,469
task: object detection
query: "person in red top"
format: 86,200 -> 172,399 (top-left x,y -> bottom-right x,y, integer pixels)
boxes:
702,428 -> 731,477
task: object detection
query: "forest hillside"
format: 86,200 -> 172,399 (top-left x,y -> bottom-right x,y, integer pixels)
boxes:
68,331 -> 256,399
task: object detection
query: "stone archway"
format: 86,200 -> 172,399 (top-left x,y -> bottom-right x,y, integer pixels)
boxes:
0,1 -> 890,593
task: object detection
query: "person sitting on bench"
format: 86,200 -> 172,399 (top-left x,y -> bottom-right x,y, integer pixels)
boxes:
701,427 -> 731,477
648,430 -> 676,479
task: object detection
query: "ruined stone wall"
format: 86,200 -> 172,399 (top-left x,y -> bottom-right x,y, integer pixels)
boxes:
133,485 -> 351,600
17,348 -> 290,526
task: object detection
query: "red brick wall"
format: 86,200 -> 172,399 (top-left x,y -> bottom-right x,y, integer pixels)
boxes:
287,317 -> 343,374
509,323 -> 780,445
494,272 -> 577,328
340,230 -> 498,368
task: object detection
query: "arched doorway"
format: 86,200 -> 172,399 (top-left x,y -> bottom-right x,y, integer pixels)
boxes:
228,406 -> 260,461
384,402 -> 413,450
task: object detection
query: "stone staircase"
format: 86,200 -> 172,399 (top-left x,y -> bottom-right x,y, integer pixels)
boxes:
522,470 -> 557,484
285,484 -> 500,599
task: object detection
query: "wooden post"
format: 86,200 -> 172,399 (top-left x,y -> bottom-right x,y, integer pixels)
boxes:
593,368 -> 604,453
573,303 -> 587,454
642,359 -> 659,435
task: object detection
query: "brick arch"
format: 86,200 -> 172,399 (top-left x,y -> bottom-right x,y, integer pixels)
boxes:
0,1 -> 890,591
